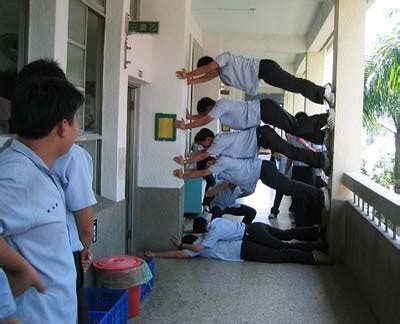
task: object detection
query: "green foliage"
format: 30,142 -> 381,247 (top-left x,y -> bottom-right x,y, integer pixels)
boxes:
370,153 -> 395,189
364,13 -> 400,180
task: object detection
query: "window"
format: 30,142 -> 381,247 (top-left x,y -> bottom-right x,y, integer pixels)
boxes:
0,0 -> 27,134
67,0 -> 105,193
130,0 -> 140,20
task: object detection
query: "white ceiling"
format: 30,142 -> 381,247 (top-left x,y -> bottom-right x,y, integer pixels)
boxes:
192,0 -> 333,77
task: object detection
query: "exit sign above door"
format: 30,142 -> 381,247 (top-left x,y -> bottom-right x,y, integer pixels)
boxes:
128,21 -> 159,34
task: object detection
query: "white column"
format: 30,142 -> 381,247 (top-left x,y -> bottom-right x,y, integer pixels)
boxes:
305,52 -> 325,115
331,0 -> 366,199
28,0 -> 68,70
101,0 -> 130,201
329,0 -> 366,260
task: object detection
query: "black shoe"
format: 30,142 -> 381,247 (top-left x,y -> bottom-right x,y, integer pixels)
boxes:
312,249 -> 333,265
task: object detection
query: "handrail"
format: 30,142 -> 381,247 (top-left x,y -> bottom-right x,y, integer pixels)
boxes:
342,171 -> 400,239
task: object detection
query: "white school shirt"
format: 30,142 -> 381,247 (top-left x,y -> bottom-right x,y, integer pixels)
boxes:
208,98 -> 261,130
0,140 -> 77,324
215,52 -> 260,96
210,184 -> 242,210
185,236 -> 243,262
208,128 -> 258,159
208,156 -> 262,194
52,144 -> 97,252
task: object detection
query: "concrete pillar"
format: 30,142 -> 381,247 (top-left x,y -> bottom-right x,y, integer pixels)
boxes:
133,0 -> 191,251
28,0 -> 68,70
305,52 -> 325,115
329,0 -> 366,260
101,0 -> 130,201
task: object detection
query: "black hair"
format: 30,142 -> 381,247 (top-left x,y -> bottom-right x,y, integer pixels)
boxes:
11,77 -> 83,139
197,97 -> 216,115
197,56 -> 214,68
194,128 -> 215,143
16,59 -> 67,84
182,235 -> 198,244
196,156 -> 215,170
294,111 -> 308,119
193,217 -> 208,233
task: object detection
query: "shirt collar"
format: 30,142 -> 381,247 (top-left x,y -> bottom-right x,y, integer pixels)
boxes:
10,139 -> 51,172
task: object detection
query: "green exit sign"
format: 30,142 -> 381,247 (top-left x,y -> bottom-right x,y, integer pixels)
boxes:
128,21 -> 159,34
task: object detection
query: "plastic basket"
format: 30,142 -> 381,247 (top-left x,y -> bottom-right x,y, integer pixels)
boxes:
140,257 -> 155,301
86,288 -> 128,324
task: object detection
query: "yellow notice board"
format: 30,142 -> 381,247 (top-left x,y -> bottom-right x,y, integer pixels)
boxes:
155,113 -> 176,141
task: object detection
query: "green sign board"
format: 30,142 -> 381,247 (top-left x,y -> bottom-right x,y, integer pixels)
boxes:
128,21 -> 159,34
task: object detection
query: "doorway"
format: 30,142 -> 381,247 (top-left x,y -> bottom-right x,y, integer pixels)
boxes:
125,85 -> 139,254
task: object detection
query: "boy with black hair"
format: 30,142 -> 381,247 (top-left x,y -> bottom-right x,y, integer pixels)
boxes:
176,52 -> 335,107
0,62 -> 83,323
14,58 -> 96,324
205,181 -> 256,225
174,125 -> 329,174
174,97 -> 334,152
173,154 -> 330,218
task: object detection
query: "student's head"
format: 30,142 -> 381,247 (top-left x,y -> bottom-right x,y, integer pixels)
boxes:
193,217 -> 208,233
11,77 -> 83,150
197,56 -> 214,68
294,111 -> 308,120
197,97 -> 216,115
194,128 -> 215,149
196,156 -> 216,170
182,234 -> 198,244
16,59 -> 67,83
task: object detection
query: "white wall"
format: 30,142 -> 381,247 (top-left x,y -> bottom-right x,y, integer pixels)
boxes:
28,0 -> 68,70
126,34 -> 153,84
101,0 -> 130,201
138,0 -> 192,188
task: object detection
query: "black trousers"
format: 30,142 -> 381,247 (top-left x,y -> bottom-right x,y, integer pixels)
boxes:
270,190 -> 285,216
258,59 -> 325,105
210,204 -> 256,225
259,160 -> 324,208
240,222 -> 320,265
73,251 -> 89,324
257,125 -> 325,168
259,98 -> 327,145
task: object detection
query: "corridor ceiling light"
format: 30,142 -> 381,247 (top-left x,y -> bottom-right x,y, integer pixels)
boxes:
193,7 -> 256,15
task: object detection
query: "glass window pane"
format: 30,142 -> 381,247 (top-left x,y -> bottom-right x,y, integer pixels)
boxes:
0,0 -> 26,134
130,0 -> 139,20
85,10 -> 104,133
67,43 -> 85,88
68,0 -> 86,45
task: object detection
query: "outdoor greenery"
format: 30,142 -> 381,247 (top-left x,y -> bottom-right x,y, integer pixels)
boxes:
361,154 -> 395,189
363,9 -> 400,184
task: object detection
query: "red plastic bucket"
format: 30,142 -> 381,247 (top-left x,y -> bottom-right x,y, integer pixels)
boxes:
93,255 -> 143,318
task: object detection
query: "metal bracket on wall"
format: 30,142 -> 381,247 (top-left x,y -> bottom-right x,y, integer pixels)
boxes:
124,37 -> 132,69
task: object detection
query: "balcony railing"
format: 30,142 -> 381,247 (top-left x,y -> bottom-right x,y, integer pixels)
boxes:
342,172 -> 400,242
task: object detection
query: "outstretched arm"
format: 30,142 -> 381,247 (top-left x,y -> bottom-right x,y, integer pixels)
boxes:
174,115 -> 214,130
187,74 -> 216,85
173,168 -> 210,180
173,151 -> 210,165
176,61 -> 219,80
144,250 -> 189,259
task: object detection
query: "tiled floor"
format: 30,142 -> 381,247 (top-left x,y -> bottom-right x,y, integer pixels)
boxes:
130,178 -> 376,323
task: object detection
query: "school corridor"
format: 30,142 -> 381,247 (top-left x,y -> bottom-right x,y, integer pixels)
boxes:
1,0 -> 399,323
132,181 -> 376,324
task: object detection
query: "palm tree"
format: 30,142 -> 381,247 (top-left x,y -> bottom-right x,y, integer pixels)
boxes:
364,21 -> 400,182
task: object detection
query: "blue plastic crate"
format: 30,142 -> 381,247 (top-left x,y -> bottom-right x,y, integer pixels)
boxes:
86,288 -> 128,324
140,257 -> 155,301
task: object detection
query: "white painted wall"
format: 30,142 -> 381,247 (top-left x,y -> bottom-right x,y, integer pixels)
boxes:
305,51 -> 326,115
126,34 -> 153,84
101,0 -> 130,201
138,0 -> 192,188
191,17 -> 203,48
28,0 -> 68,70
